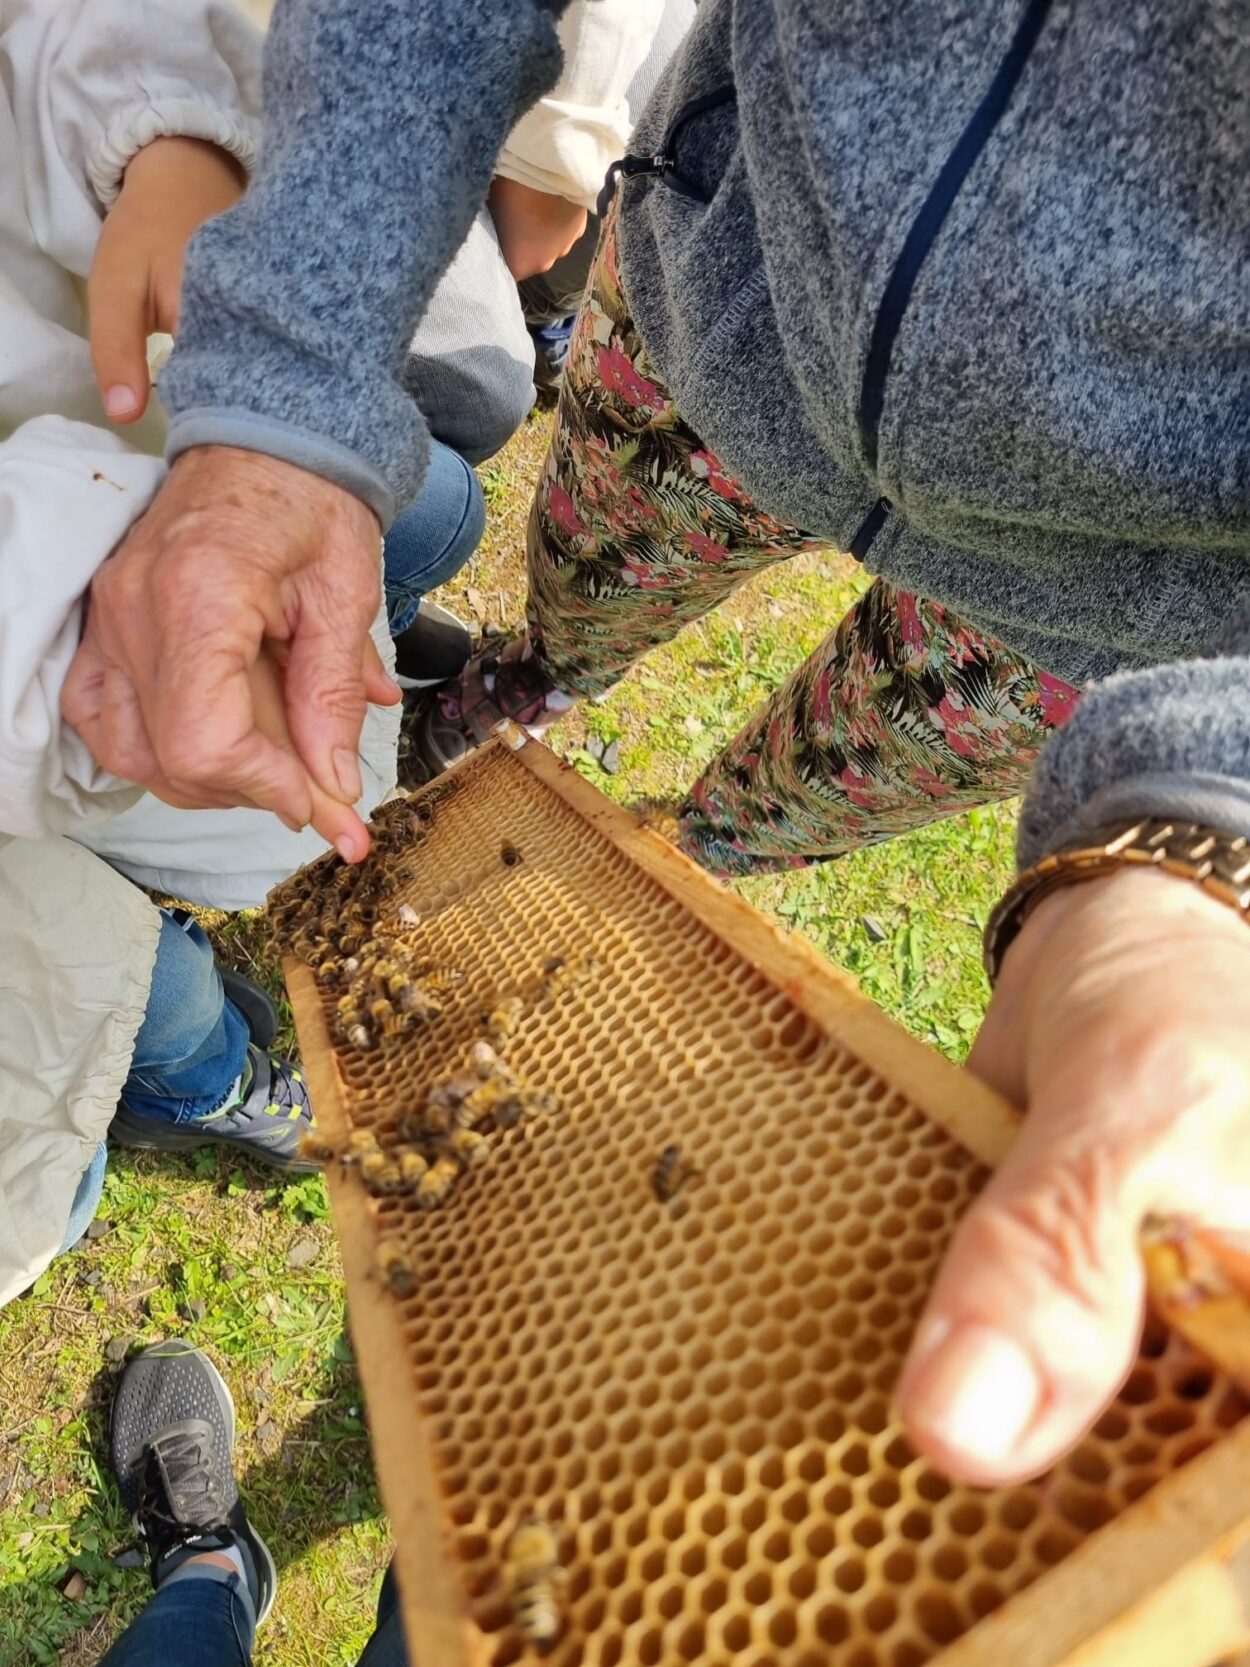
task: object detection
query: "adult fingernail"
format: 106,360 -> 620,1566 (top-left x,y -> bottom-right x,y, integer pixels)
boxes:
335,833 -> 361,864
900,1322 -> 1040,1466
333,748 -> 362,803
104,385 -> 140,419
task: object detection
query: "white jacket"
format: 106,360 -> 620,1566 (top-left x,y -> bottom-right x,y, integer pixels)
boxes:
495,0 -> 667,212
0,0 -> 399,908
0,0 -> 397,1301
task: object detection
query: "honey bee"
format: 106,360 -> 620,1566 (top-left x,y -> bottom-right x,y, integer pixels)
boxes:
416,1157 -> 460,1210
369,997 -> 410,1038
445,1127 -> 490,1169
375,1238 -> 417,1299
292,927 -> 328,965
394,981 -> 444,1022
397,1148 -> 430,1187
339,1129 -> 381,1169
469,1040 -> 499,1080
486,996 -> 525,1045
462,1077 -> 551,1133
359,1148 -> 393,1188
364,1160 -> 406,1196
504,1519 -> 565,1648
416,1072 -> 473,1135
336,1002 -> 374,1051
394,903 -> 421,928
458,1077 -> 520,1131
542,955 -> 597,1001
652,1144 -> 697,1203
312,958 -> 342,990
298,1132 -> 340,1168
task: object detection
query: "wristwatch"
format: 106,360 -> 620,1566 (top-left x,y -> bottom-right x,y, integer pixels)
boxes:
984,817 -> 1250,984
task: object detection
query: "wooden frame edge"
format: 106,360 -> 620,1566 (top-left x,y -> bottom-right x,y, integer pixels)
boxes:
283,956 -> 484,1667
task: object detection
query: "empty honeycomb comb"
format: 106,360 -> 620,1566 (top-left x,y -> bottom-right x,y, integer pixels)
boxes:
273,732 -> 1250,1667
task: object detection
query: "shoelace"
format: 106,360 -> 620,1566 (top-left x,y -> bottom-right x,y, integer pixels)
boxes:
229,1048 -> 310,1123
135,1430 -> 227,1547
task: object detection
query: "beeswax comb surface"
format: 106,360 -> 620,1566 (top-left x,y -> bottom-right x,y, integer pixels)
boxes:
273,737 -> 1250,1667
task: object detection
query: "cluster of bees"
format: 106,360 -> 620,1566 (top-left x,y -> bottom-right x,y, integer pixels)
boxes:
273,788 -> 706,1652
270,791 -> 467,1052
305,1023 -> 558,1215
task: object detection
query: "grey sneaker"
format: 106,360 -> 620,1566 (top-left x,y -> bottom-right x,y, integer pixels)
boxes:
111,1045 -> 318,1173
111,1341 -> 277,1624
392,599 -> 473,691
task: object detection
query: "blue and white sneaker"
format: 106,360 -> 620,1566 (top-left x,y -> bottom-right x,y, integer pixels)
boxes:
111,1045 -> 317,1173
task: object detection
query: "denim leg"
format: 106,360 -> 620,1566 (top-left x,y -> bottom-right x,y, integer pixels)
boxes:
356,1562 -> 411,1667
122,912 -> 251,1125
384,441 -> 486,636
58,1142 -> 108,1254
98,1571 -> 254,1667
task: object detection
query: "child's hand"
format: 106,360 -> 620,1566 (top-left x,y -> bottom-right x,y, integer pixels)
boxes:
88,136 -> 247,424
488,177 -> 589,281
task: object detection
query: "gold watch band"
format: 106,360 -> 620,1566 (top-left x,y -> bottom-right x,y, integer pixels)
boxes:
984,817 -> 1250,984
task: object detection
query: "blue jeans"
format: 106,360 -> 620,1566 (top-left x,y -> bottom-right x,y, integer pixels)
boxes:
384,439 -> 485,635
123,912 -> 251,1124
58,911 -> 250,1251
99,1560 -> 409,1667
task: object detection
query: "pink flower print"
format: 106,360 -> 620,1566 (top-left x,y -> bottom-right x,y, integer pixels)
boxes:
689,450 -> 742,501
933,694 -> 972,731
896,590 -> 927,656
547,484 -> 584,536
811,666 -> 833,729
1038,672 -> 1080,728
597,343 -> 662,410
911,766 -> 956,799
685,530 -> 729,564
930,694 -> 979,757
839,764 -> 878,809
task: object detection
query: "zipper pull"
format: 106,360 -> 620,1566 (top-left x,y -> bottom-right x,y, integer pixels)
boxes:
598,151 -> 674,218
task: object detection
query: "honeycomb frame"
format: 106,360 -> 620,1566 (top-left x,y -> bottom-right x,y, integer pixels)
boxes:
278,734 -> 1250,1667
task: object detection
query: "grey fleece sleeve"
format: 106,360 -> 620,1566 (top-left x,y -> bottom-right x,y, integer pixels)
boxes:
1018,610 -> 1250,868
158,0 -> 570,527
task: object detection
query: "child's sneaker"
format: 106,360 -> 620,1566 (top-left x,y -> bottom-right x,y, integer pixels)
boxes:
111,1340 -> 276,1624
110,1045 -> 318,1173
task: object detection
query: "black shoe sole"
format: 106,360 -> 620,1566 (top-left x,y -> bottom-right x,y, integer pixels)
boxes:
108,1104 -> 318,1174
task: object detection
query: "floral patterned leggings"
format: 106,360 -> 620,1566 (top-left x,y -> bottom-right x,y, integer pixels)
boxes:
519,203 -> 1079,878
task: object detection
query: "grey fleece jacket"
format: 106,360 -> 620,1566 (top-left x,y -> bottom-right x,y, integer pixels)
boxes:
161,0 -> 1250,872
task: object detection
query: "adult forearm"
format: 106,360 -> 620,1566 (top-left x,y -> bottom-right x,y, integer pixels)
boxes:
160,0 -> 570,525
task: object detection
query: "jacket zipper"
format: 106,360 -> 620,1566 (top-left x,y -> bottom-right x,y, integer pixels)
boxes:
599,87 -> 737,218
859,0 -> 1054,475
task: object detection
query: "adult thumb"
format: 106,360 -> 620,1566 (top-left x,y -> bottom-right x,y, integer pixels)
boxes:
895,1118 -> 1146,1485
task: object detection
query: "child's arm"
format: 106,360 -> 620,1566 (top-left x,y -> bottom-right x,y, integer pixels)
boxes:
4,0 -> 260,276
90,137 -> 247,424
2,0 -> 261,421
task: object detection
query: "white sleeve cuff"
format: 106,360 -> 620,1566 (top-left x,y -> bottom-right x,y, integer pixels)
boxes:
88,99 -> 259,208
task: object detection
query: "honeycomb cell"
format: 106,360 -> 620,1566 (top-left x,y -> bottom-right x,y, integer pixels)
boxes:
275,741 -> 1250,1667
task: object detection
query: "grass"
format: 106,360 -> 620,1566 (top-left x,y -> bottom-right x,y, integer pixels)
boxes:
0,409 -> 1017,1665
